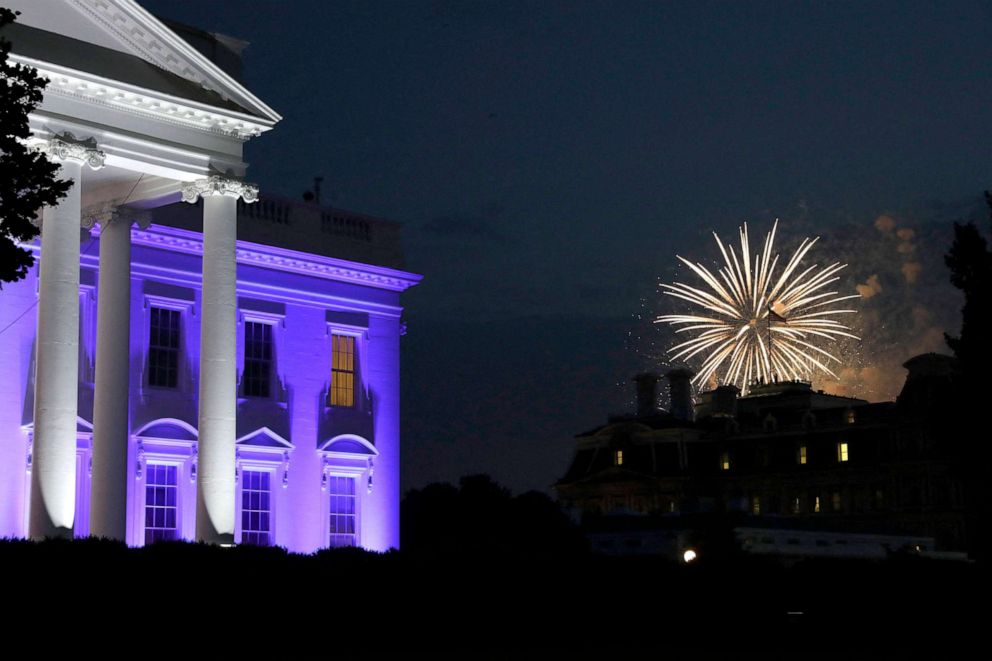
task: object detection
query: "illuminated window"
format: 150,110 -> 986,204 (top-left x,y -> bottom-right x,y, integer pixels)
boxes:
328,475 -> 357,548
837,442 -> 849,462
144,464 -> 178,544
791,497 -> 801,514
797,444 -> 807,465
148,307 -> 180,388
814,496 -> 821,513
846,410 -> 856,424
330,334 -> 355,407
751,495 -> 761,515
242,322 -> 273,398
615,450 -> 624,466
239,470 -> 272,546
720,452 -> 730,471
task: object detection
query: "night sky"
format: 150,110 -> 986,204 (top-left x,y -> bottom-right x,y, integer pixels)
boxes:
140,0 -> 992,494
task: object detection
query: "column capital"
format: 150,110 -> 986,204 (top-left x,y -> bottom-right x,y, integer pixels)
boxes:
36,132 -> 106,170
181,175 -> 259,204
82,205 -> 152,231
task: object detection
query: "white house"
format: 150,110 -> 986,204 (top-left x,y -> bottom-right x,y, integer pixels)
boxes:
0,0 -> 420,552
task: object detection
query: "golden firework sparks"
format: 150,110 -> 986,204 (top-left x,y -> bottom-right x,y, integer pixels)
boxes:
656,220 -> 859,393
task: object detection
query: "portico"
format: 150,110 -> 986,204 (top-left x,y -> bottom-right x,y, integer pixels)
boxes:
5,0 -> 280,542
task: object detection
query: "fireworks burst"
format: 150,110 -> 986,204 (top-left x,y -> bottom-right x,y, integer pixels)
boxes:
655,220 -> 860,393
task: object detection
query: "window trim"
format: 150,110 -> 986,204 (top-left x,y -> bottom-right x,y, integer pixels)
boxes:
319,435 -> 377,550
238,309 -> 285,400
235,427 -> 294,547
130,418 -> 198,546
142,294 -> 193,393
236,466 -> 276,546
326,323 -> 367,409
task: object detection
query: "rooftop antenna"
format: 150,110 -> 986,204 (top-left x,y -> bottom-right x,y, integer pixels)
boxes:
313,176 -> 323,205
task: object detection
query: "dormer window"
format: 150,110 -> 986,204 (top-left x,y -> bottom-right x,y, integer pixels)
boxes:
720,451 -> 730,471
797,444 -> 807,465
846,409 -> 856,424
614,450 -> 624,466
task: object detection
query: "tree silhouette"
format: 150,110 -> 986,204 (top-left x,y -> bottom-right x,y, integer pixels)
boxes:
0,8 -> 71,285
944,191 -> 992,563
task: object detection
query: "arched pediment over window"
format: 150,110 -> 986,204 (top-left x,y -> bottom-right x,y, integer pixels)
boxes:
133,418 -> 198,442
21,416 -> 94,435
318,434 -> 378,457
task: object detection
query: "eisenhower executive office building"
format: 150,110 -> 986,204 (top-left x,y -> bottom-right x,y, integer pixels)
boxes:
0,0 -> 421,551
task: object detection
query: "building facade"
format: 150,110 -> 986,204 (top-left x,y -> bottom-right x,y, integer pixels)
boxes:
0,0 -> 420,552
556,356 -> 969,555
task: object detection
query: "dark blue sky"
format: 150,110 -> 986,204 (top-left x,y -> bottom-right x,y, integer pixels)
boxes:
143,0 -> 991,493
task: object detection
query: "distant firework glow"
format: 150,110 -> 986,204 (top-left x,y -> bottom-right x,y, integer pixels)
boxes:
656,220 -> 860,393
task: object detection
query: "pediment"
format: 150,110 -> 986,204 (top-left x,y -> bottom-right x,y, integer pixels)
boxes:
21,416 -> 93,434
318,435 -> 378,456
5,0 -> 280,123
237,427 -> 294,449
134,418 -> 198,441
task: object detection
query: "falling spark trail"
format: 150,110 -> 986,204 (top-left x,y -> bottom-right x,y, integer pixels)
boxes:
656,220 -> 859,393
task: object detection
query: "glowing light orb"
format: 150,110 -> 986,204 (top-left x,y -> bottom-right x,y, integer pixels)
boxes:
682,548 -> 698,563
656,220 -> 859,393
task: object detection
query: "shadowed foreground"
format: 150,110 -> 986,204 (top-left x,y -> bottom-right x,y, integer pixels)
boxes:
2,537 -> 983,654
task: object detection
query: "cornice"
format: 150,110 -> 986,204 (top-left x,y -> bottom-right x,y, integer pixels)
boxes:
12,55 -> 272,140
131,225 -> 422,292
69,0 -> 281,123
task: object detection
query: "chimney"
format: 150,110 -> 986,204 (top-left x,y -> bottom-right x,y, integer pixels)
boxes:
634,373 -> 661,417
695,384 -> 740,420
666,369 -> 694,421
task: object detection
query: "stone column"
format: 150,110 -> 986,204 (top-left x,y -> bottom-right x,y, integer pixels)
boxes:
29,134 -> 105,539
89,210 -> 148,541
182,175 -> 258,545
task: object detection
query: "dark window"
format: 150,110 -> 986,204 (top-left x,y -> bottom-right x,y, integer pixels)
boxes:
243,322 -> 273,398
148,307 -> 180,388
240,470 -> 272,546
144,464 -> 178,544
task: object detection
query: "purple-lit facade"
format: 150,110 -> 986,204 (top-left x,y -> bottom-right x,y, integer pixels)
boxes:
0,198 -> 420,551
0,0 -> 421,552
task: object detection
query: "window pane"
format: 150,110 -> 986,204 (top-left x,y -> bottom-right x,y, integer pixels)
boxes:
144,463 -> 179,545
243,322 -> 273,398
239,469 -> 272,546
330,334 -> 356,407
328,476 -> 357,547
148,308 -> 181,388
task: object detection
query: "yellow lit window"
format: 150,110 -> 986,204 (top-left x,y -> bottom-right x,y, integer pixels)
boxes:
615,450 -> 623,466
837,442 -> 849,462
814,496 -> 821,513
720,452 -> 730,471
751,495 -> 761,515
330,334 -> 355,407
797,444 -> 807,465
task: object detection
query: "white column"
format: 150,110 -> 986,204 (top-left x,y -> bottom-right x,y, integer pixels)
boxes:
29,134 -> 105,539
90,210 -> 143,541
182,175 -> 258,545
